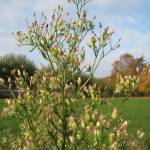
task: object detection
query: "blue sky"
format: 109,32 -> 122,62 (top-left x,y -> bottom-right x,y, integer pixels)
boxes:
0,0 -> 150,77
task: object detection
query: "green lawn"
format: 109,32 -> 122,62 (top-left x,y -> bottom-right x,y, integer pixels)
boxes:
0,97 -> 150,138
99,97 -> 150,137
0,100 -> 20,138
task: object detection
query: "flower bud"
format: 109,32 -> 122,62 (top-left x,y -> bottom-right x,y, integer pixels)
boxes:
80,120 -> 85,128
85,113 -> 91,122
0,78 -> 4,84
77,77 -> 82,86
137,130 -> 144,139
111,108 -> 118,120
17,70 -> 21,76
68,117 -> 77,130
69,136 -> 75,144
96,121 -> 101,128
47,34 -> 53,41
6,99 -> 11,105
78,21 -> 83,27
91,36 -> 96,44
41,39 -> 44,45
136,67 -> 139,73
132,82 -> 135,89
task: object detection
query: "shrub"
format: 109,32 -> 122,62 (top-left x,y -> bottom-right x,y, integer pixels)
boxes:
0,0 -> 145,149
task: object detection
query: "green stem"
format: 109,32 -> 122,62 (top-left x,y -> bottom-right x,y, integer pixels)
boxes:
61,73 -> 68,150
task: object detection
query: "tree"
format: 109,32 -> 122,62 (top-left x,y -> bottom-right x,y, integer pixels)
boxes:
0,53 -> 37,98
111,53 -> 146,77
0,53 -> 37,83
138,65 -> 150,95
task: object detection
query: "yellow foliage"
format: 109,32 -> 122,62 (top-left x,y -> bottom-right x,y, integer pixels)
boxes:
138,65 -> 150,93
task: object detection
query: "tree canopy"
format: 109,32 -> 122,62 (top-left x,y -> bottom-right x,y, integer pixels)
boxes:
0,53 -> 37,82
138,65 -> 150,94
111,53 -> 146,77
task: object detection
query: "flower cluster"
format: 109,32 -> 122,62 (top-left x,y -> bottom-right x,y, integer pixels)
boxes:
115,75 -> 140,98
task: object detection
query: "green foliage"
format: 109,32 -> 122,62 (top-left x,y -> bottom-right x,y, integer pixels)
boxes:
0,54 -> 37,98
0,53 -> 37,82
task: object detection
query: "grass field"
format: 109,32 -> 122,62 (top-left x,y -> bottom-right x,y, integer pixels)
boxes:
99,97 -> 150,137
0,101 -> 20,138
0,97 -> 150,139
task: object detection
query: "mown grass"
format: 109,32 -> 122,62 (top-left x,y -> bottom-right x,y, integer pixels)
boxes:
0,97 -> 150,138
99,97 -> 150,137
0,100 -> 20,138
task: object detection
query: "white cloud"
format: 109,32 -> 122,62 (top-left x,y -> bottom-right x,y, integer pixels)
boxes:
94,0 -> 150,13
121,28 -> 150,60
